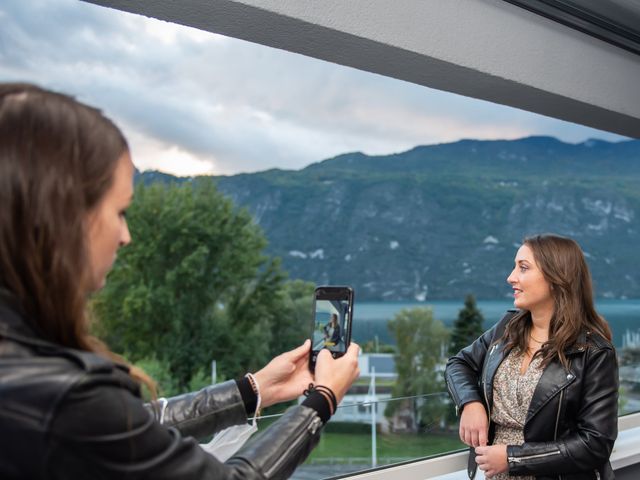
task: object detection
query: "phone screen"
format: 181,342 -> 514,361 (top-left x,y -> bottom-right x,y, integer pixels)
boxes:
309,286 -> 354,372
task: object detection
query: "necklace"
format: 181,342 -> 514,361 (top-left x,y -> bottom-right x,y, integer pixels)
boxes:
529,334 -> 546,344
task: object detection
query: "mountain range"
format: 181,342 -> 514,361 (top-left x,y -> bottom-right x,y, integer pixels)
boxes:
138,136 -> 640,301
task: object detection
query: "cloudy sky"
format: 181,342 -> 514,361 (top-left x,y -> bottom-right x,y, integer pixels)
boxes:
0,0 -> 629,176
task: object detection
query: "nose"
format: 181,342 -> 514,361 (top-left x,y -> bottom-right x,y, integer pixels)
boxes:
120,220 -> 132,247
507,268 -> 517,285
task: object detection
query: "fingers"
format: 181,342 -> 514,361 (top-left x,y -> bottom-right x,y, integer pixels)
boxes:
458,402 -> 488,447
471,430 -> 480,448
460,428 -> 478,447
314,344 -> 360,403
285,339 -> 311,362
316,347 -> 333,362
478,427 -> 488,447
460,426 -> 487,447
474,445 -> 507,478
475,447 -> 488,475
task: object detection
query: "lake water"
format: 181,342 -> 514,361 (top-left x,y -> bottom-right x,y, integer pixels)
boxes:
352,299 -> 640,349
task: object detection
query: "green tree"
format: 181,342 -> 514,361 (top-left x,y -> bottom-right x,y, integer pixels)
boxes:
361,338 -> 395,354
385,307 -> 449,431
270,279 -> 316,357
92,180 -> 299,391
448,294 -> 484,356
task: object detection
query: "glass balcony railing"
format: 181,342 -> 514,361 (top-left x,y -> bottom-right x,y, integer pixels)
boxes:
253,378 -> 640,480
255,392 -> 464,480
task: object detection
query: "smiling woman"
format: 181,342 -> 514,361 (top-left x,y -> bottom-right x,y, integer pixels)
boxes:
446,233 -> 618,480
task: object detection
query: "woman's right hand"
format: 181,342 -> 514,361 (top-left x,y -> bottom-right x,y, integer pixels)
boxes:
314,343 -> 360,403
459,401 -> 489,447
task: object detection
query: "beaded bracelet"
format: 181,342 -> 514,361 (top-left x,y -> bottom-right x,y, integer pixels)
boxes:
245,372 -> 262,418
304,383 -> 338,415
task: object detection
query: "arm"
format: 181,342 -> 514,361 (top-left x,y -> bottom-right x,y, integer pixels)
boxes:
47,341 -> 359,480
48,370 -> 323,480
507,346 -> 618,476
145,380 -> 248,440
444,321 -> 500,411
145,340 -> 315,439
445,315 -> 512,448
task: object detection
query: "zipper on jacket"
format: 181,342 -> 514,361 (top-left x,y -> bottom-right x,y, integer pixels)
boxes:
554,360 -> 573,480
264,415 -> 322,478
483,344 -> 498,420
554,389 -> 564,440
446,379 -> 460,416
508,450 -> 561,463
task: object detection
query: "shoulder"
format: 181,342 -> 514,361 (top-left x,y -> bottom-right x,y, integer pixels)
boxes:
584,330 -> 615,352
1,335 -> 139,424
50,367 -> 150,441
0,334 -> 144,473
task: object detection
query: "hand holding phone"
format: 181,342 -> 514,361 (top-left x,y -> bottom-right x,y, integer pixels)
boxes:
314,343 -> 361,404
308,285 -> 354,372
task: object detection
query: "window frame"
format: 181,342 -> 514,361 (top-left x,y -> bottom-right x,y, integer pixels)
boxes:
503,0 -> 640,56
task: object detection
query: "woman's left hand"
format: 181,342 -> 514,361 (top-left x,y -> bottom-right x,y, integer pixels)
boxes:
475,444 -> 508,478
254,339 -> 314,407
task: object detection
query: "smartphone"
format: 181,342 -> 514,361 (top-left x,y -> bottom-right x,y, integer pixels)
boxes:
308,285 -> 354,373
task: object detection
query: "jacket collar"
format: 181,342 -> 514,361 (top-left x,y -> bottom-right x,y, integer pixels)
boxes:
565,329 -> 589,355
484,329 -> 588,417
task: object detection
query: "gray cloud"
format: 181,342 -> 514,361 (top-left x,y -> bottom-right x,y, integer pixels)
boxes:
0,0 -> 628,175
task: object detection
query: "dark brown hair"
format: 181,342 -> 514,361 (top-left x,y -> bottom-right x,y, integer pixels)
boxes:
503,233 -> 612,368
0,83 -> 154,393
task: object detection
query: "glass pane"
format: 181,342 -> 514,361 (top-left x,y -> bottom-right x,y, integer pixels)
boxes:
615,299 -> 640,415
256,393 -> 465,480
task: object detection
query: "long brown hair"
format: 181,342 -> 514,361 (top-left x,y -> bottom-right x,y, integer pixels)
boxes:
503,234 -> 612,368
0,83 -> 155,394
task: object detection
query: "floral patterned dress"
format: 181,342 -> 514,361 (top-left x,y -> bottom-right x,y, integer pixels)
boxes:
488,348 -> 544,480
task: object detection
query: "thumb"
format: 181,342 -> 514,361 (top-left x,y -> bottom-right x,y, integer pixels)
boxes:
288,339 -> 311,361
344,342 -> 360,359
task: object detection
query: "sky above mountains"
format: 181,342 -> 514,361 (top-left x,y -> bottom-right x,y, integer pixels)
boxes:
0,0 -> 629,176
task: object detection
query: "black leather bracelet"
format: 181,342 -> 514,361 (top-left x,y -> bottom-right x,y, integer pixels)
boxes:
303,383 -> 337,414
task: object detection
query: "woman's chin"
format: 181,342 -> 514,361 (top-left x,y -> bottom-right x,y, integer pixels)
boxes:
87,276 -> 107,294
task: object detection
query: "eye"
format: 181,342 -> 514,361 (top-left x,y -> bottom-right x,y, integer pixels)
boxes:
519,264 -> 528,272
119,210 -> 128,219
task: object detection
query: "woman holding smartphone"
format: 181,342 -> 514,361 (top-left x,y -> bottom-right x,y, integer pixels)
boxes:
446,234 -> 618,480
0,83 -> 360,479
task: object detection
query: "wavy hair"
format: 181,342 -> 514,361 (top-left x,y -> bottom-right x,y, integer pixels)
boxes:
0,83 -> 154,394
503,234 -> 612,368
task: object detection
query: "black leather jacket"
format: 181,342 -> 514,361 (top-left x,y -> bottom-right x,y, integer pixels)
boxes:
445,311 -> 618,480
0,303 -> 322,479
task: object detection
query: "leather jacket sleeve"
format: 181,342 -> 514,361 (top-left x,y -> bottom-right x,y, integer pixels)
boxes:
445,316 -> 509,412
230,406 -> 323,478
47,370 -> 322,480
506,344 -> 618,476
145,380 -> 247,440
